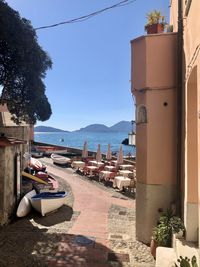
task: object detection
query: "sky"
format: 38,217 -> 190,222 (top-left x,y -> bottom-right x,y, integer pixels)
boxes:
6,0 -> 169,131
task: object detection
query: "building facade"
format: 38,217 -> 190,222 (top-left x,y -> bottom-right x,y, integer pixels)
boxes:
0,104 -> 31,225
131,0 -> 200,261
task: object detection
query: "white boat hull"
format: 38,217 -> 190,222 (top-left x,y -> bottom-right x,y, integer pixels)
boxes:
16,190 -> 36,217
30,192 -> 68,216
51,153 -> 71,165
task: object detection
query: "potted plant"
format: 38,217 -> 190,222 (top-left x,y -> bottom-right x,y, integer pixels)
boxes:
144,10 -> 167,34
150,210 -> 185,259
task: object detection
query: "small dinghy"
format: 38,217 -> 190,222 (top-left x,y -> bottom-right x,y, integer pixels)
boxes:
51,153 -> 71,165
31,151 -> 44,158
34,172 -> 59,192
30,191 -> 68,216
35,145 -> 68,156
29,157 -> 46,171
16,190 -> 36,217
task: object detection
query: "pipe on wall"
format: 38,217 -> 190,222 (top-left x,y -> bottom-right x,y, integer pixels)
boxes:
176,0 -> 183,216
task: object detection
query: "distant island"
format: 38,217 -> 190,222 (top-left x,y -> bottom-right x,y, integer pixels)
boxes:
34,126 -> 69,133
34,120 -> 135,133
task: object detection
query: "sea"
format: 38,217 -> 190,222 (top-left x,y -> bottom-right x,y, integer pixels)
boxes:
34,132 -> 136,156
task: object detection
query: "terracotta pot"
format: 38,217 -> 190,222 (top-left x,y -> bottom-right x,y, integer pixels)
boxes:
150,239 -> 158,259
146,23 -> 164,34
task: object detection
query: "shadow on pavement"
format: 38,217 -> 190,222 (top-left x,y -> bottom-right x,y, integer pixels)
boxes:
0,216 -> 123,267
32,205 -> 73,227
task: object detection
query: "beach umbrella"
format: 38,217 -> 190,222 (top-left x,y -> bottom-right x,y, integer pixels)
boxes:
117,145 -> 124,165
106,143 -> 112,160
82,141 -> 88,158
96,144 -> 102,162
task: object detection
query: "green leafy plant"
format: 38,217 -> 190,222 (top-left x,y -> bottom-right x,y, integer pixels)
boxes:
144,10 -> 167,31
152,223 -> 171,246
152,210 -> 185,247
0,1 -> 52,124
174,256 -> 198,267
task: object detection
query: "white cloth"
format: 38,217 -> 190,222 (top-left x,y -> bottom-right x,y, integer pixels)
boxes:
86,166 -> 98,176
89,160 -> 104,167
117,145 -> 123,165
99,171 -> 112,181
96,144 -> 102,162
71,161 -> 85,169
113,176 -> 131,191
119,164 -> 134,171
82,141 -> 88,158
119,170 -> 133,177
106,144 -> 112,160
111,160 -> 118,166
105,165 -> 116,171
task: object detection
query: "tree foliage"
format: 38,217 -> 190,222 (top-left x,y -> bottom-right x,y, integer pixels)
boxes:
0,0 -> 52,124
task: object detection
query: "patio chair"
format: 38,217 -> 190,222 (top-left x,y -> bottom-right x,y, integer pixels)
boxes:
128,177 -> 137,194
92,165 -> 105,179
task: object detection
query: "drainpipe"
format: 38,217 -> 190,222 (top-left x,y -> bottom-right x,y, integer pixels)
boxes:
176,0 -> 183,216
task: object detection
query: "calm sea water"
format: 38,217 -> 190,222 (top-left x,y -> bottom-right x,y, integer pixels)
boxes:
34,132 -> 135,156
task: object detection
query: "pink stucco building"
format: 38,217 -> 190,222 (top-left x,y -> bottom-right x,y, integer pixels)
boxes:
131,0 -> 200,263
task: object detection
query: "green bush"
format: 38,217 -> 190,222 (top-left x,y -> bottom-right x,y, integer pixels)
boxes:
152,209 -> 185,247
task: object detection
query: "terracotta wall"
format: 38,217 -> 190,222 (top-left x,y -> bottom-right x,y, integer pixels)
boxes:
147,89 -> 177,185
131,33 -> 178,92
170,0 -> 200,242
132,33 -> 178,186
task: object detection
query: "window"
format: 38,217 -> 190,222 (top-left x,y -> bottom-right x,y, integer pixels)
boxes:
136,105 -> 147,124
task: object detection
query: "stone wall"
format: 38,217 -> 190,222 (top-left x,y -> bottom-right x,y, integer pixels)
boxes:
0,126 -> 30,168
0,126 -> 30,141
0,144 -> 23,225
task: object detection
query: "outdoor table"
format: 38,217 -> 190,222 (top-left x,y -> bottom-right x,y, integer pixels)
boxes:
89,160 -> 104,167
86,166 -> 98,176
111,160 -> 118,166
104,165 -> 116,171
71,161 -> 85,170
99,170 -> 112,181
119,164 -> 134,171
113,176 -> 131,191
119,170 -> 133,177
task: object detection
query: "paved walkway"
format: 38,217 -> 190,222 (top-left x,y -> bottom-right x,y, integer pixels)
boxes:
46,164 -> 133,239
0,157 -> 154,267
42,159 -> 155,267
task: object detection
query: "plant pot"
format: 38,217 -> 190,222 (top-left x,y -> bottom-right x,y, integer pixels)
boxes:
150,239 -> 158,259
146,23 -> 164,34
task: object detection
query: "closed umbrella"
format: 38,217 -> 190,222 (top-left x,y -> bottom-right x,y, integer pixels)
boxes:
96,144 -> 102,162
106,144 -> 112,161
82,141 -> 88,159
117,145 -> 124,165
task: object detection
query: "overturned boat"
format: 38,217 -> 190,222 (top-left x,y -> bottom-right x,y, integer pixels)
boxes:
30,191 -> 68,216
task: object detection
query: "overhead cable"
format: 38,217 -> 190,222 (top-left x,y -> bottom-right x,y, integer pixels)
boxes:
35,0 -> 136,31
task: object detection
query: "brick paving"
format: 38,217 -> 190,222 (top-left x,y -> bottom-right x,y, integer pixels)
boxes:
0,158 -> 155,266
42,158 -> 155,267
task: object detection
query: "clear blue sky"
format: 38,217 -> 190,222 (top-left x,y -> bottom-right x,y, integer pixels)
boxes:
6,0 -> 169,131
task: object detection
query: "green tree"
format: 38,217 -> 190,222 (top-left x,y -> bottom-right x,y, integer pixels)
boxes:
0,0 -> 52,124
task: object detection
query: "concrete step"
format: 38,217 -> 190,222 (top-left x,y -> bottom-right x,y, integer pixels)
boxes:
156,247 -> 176,267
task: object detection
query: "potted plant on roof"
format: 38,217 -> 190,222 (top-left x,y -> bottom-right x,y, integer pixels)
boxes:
145,10 -> 167,34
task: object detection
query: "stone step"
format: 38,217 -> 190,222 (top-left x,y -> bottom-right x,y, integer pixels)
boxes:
155,247 -> 176,267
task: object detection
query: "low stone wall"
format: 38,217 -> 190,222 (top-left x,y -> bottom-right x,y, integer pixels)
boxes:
0,126 -> 30,141
0,126 -> 30,168
33,141 -> 136,166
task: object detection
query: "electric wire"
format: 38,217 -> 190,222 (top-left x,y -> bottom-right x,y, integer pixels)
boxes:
35,0 -> 136,31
